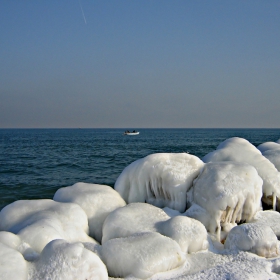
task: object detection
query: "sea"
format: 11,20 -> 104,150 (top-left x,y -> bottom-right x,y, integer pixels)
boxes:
1,128 -> 280,211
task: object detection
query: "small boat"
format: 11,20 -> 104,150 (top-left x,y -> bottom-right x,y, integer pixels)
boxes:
124,130 -> 140,135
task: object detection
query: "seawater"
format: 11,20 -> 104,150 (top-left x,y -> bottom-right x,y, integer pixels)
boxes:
1,128 -> 280,210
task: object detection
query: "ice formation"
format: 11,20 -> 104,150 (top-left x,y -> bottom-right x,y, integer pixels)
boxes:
159,215 -> 208,253
102,202 -> 169,243
203,137 -> 280,209
224,223 -> 278,258
182,251 -> 280,280
53,182 -> 126,243
257,141 -> 280,172
101,232 -> 186,279
187,161 -> 263,240
29,239 -> 108,280
0,200 -> 95,253
0,242 -> 28,280
257,141 -> 280,154
102,202 -> 208,253
114,153 -> 204,212
248,210 -> 280,239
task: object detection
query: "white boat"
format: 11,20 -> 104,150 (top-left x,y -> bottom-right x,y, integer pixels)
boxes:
124,131 -> 140,135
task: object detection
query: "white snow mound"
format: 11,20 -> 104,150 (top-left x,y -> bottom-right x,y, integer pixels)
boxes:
187,161 -> 262,240
101,232 -> 186,279
102,202 -> 208,253
115,153 -> 204,212
257,142 -> 280,172
257,141 -> 280,153
29,239 -> 108,280
203,137 -> 280,208
248,210 -> 280,239
53,182 -> 126,243
224,223 -> 278,258
0,199 -> 95,253
0,242 -> 28,280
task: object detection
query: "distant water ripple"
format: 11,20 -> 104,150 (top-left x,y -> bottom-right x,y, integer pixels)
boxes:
0,128 -> 279,210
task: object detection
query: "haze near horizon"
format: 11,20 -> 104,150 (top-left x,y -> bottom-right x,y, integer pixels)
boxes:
0,0 -> 279,128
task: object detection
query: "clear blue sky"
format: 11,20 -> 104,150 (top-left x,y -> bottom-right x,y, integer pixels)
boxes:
1,0 -> 280,128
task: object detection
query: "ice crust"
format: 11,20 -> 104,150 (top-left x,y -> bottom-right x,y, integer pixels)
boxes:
203,137 -> 280,207
0,242 -> 28,280
224,223 -> 278,258
2,137 -> 280,279
257,141 -> 280,172
0,199 -> 95,253
29,239 -> 108,280
114,153 -> 204,212
53,182 -> 126,243
257,141 -> 280,154
101,232 -> 186,279
248,210 -> 280,238
187,161 -> 262,240
102,202 -> 208,253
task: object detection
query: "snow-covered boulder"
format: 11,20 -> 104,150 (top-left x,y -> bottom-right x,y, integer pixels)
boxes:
203,137 -> 280,209
187,162 -> 262,240
224,223 -> 278,258
115,153 -> 204,212
185,203 -> 214,235
29,239 -> 108,280
159,215 -> 208,253
262,150 -> 280,172
101,232 -> 186,279
102,203 -> 169,243
257,142 -> 280,172
53,183 -> 126,243
0,243 -> 28,280
247,210 -> 280,239
0,231 -> 38,261
0,200 -> 95,253
102,202 -> 208,253
257,142 -> 280,154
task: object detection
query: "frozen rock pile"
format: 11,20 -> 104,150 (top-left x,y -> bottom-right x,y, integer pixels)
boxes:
1,137 -> 280,279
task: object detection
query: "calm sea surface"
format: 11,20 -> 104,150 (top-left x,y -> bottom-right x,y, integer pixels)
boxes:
1,128 -> 280,210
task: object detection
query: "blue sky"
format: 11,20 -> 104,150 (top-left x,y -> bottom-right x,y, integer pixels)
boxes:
1,0 -> 280,128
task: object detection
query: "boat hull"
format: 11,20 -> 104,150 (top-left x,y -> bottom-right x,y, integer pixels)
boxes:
124,132 -> 140,135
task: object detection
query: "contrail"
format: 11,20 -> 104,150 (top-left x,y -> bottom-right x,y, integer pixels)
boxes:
78,0 -> 87,25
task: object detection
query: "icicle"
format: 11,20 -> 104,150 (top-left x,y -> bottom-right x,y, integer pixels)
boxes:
225,207 -> 234,224
273,192 -> 276,211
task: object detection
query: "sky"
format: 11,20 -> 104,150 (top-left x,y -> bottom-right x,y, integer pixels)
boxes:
0,0 -> 280,128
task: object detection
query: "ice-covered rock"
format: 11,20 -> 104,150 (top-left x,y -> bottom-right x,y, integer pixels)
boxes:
203,137 -> 280,209
101,232 -> 186,279
102,202 -> 208,253
185,203 -> 214,235
262,150 -> 280,172
29,239 -> 108,280
0,199 -> 95,253
0,242 -> 28,280
102,203 -> 169,243
115,153 -> 204,212
159,215 -> 208,253
257,142 -> 280,154
257,142 -> 280,172
247,210 -> 280,239
224,223 -> 278,258
187,161 -> 263,240
0,231 -> 38,261
53,182 -> 126,243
